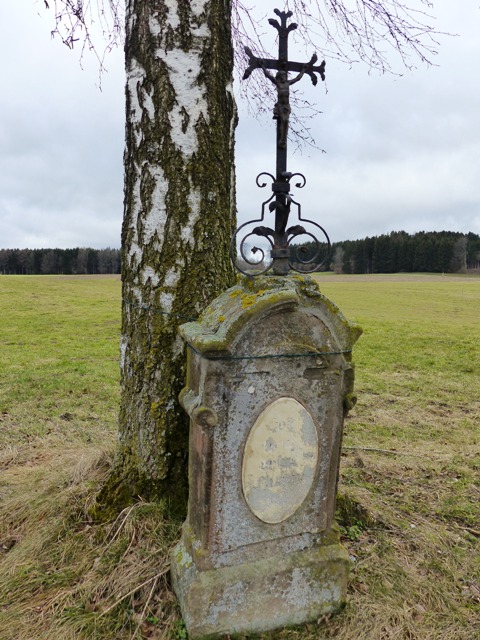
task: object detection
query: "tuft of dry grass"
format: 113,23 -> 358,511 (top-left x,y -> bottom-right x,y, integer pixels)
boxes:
0,445 -> 181,640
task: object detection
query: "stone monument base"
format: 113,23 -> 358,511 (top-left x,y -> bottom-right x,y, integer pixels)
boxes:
172,275 -> 361,638
171,535 -> 350,639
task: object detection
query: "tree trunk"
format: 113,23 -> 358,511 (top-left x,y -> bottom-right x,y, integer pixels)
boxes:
451,236 -> 468,273
96,0 -> 236,517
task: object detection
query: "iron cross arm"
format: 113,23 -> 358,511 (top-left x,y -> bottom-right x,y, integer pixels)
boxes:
243,49 -> 326,86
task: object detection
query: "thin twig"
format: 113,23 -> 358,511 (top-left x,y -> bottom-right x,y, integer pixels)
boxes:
459,526 -> 480,538
102,503 -> 142,556
343,446 -> 441,458
99,565 -> 170,617
129,574 -> 160,640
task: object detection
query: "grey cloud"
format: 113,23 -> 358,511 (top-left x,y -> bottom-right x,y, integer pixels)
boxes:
1,1 -> 479,250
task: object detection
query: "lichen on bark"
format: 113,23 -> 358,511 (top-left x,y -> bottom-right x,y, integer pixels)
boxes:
96,0 -> 237,517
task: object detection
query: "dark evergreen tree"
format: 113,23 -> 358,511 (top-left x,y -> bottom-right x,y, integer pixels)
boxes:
372,234 -> 394,273
327,231 -> 479,275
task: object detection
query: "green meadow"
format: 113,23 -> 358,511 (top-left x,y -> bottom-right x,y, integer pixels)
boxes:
0,275 -> 121,448
0,274 -> 479,639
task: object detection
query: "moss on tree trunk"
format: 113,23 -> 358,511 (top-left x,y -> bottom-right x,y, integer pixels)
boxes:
95,0 -> 236,518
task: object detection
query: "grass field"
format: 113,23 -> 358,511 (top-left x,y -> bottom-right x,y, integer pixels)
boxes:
0,273 -> 479,639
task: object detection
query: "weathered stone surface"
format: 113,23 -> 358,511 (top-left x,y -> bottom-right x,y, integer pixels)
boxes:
242,397 -> 318,524
172,275 -> 361,638
171,531 -> 350,638
179,274 -> 361,358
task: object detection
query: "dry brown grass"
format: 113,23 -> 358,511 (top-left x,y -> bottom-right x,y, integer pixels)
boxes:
0,444 -> 180,640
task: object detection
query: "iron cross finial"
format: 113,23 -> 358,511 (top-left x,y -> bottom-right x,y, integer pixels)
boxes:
231,9 -> 330,277
243,10 -> 325,159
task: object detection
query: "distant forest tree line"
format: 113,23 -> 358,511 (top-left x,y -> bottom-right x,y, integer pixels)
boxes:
1,231 -> 479,276
0,248 -> 121,275
330,231 -> 480,274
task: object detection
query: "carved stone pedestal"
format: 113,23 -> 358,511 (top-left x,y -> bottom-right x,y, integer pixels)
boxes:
171,275 -> 361,638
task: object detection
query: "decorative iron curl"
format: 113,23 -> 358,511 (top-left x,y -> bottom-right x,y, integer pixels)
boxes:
230,172 -> 331,276
286,172 -> 306,189
230,227 -> 274,276
287,226 -> 331,273
286,194 -> 331,273
256,172 -> 275,188
230,173 -> 276,275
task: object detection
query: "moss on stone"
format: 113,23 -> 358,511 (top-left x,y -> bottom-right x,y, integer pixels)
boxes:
180,275 -> 362,356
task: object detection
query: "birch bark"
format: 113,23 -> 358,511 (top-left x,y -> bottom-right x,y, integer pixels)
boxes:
97,0 -> 236,514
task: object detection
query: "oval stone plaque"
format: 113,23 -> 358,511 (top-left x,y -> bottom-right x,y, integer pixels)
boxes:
242,397 -> 318,524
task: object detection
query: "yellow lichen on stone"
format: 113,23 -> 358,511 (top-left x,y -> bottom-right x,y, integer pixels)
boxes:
175,544 -> 193,569
239,288 -> 269,309
240,294 -> 257,308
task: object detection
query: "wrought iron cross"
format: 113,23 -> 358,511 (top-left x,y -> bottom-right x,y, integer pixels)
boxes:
231,9 -> 330,276
244,10 -> 325,161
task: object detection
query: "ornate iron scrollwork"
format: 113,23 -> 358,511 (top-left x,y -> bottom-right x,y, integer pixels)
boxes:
231,9 -> 331,277
231,173 -> 330,276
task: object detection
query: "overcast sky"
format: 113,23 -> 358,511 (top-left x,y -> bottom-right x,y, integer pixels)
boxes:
1,1 -> 479,249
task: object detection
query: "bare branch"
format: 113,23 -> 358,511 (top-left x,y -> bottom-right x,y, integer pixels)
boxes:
231,1 -> 446,148
41,0 -> 124,75
43,1 -> 447,143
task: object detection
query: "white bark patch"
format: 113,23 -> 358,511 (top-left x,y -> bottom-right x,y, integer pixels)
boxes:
165,266 -> 180,288
126,0 -> 137,34
180,226 -> 193,243
141,266 -> 160,287
127,59 -> 146,148
141,164 -> 168,245
158,266 -> 181,313
160,291 -> 174,313
125,286 -> 143,308
128,240 -> 142,268
181,187 -> 202,243
128,177 -> 142,266
149,0 -> 210,156
163,49 -> 208,155
173,335 -> 185,358
120,335 -> 127,369
120,334 -> 132,378
141,85 -> 155,122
